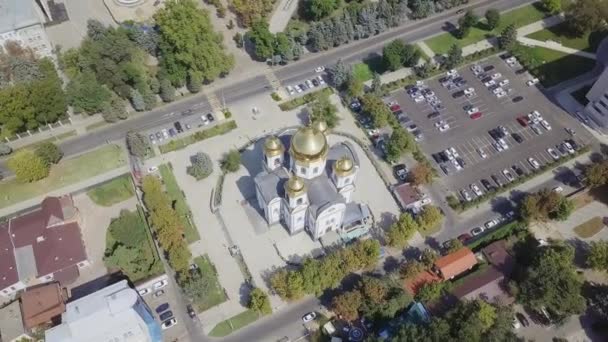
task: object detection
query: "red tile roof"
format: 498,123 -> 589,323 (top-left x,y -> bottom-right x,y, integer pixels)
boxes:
393,183 -> 421,207
434,248 -> 478,280
20,282 -> 66,329
0,222 -> 19,290
34,222 -> 86,279
404,270 -> 441,294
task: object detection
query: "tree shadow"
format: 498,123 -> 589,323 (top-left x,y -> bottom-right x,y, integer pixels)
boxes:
238,281 -> 253,307
441,21 -> 458,36
565,237 -> 591,269
424,236 -> 440,251
402,246 -> 421,260
296,107 -> 311,125
382,256 -> 401,274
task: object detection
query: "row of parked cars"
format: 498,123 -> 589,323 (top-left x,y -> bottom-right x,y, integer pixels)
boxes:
149,113 -> 215,144
433,147 -> 466,175
286,75 -> 326,95
475,65 -> 511,99
406,81 -> 445,112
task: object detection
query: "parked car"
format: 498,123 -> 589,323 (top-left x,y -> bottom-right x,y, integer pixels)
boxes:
517,116 -> 529,127
502,169 -> 515,182
174,121 -> 183,133
528,157 -> 541,169
512,133 -> 524,143
481,179 -> 495,191
153,290 -> 165,298
485,220 -> 497,229
470,183 -> 483,196
457,233 -> 472,243
154,280 -> 168,290
200,115 -> 209,125
460,189 -> 472,202
547,148 -> 560,160
138,288 -> 150,296
156,303 -> 169,314
477,148 -> 487,159
187,305 -> 197,319
206,113 -> 215,122
393,164 -> 408,182
491,174 -> 505,187
160,311 -> 173,321
512,96 -> 524,103
302,312 -> 317,322
515,312 -> 530,327
427,112 -> 441,119
162,318 -> 177,330
471,227 -> 484,236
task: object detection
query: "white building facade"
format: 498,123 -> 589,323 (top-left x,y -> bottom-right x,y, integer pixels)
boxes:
0,1 -> 54,59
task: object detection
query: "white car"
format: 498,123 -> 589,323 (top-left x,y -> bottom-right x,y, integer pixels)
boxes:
477,148 -> 487,159
162,318 -> 177,330
302,312 -> 317,322
317,75 -> 325,85
499,79 -> 510,87
485,220 -> 497,229
493,142 -> 504,152
138,288 -> 150,296
438,123 -> 450,132
553,186 -> 564,193
414,95 -> 425,103
547,148 -> 560,160
484,80 -> 496,87
497,138 -> 509,150
540,119 -> 552,131
449,147 -> 459,157
464,87 -> 475,94
200,115 -> 209,125
502,169 -> 515,182
153,280 -> 168,290
513,318 -> 522,329
528,157 -> 540,169
453,159 -> 463,171
435,120 -> 446,129
526,78 -> 539,86
306,79 -> 314,88
470,183 -> 483,196
496,91 -> 507,98
447,69 -> 458,77
466,107 -> 479,115
506,56 -> 517,64
314,66 -> 325,73
530,124 -> 542,135
562,142 -> 575,154
492,87 -> 504,95
491,73 -> 502,80
460,189 -> 472,202
286,85 -> 295,95
147,166 -> 159,173
294,84 -> 303,93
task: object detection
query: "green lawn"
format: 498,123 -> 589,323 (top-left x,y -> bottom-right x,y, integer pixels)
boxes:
86,174 -> 135,206
192,255 -> 227,311
417,222 -> 442,237
425,3 -> 547,54
573,217 -> 605,238
158,164 -> 200,243
527,23 -> 608,53
209,309 -> 260,337
510,45 -> 596,87
0,144 -> 126,209
352,63 -> 374,82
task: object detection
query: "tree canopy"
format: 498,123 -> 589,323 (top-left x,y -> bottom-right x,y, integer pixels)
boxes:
382,40 -> 421,71
361,94 -> 391,128
587,241 -> 608,271
310,94 -> 340,128
519,189 -> 574,222
387,213 -> 419,247
8,149 -> 49,183
35,142 -> 63,165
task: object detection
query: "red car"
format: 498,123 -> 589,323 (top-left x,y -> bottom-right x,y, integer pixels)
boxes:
390,104 -> 401,112
469,112 -> 482,120
517,116 -> 529,127
457,233 -> 472,244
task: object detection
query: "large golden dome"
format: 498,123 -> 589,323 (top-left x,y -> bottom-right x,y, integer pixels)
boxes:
264,136 -> 284,157
311,120 -> 328,135
285,176 -> 306,197
334,157 -> 354,176
289,125 -> 328,163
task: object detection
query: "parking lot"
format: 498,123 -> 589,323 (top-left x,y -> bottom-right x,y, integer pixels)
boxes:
137,275 -> 188,341
144,108 -> 218,146
387,55 -> 594,203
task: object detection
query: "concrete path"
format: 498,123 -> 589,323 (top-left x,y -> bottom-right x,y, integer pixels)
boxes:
269,0 -> 299,33
417,41 -> 436,60
462,38 -> 497,56
363,67 -> 414,87
516,14 -> 564,36
517,37 -> 597,59
531,201 -> 608,242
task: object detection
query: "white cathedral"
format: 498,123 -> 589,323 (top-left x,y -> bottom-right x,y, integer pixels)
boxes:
254,121 -> 372,240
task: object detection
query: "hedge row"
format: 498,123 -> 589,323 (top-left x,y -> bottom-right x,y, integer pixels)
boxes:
279,87 -> 334,111
467,220 -> 526,251
159,120 -> 237,154
448,145 -> 590,212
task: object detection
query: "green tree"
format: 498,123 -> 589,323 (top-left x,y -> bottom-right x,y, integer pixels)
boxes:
247,20 -> 275,61
553,197 -> 574,221
387,213 -> 419,248
484,9 -> 500,30
248,288 -> 272,314
0,143 -> 12,156
35,142 -> 63,165
409,162 -> 434,185
130,88 -> 146,112
385,127 -> 413,162
159,78 -> 176,102
584,160 -> 608,188
361,94 -> 391,128
8,149 -> 49,182
347,76 -> 364,98
182,272 -> 213,304
221,149 -> 241,173
565,0 -> 608,35
399,260 -> 424,279
332,290 -> 362,321
383,39 -> 407,71
541,0 -> 561,14
186,70 -> 203,93
519,189 -> 572,222
108,209 -> 148,247
415,282 -> 444,302
230,0 -> 275,27
310,94 -> 340,128
155,0 -> 234,85
517,244 -> 586,318
359,276 -> 388,304
444,44 -> 463,69
331,59 -> 351,89
126,131 -> 149,159
101,92 -> 128,123
444,238 -> 464,254
187,152 -> 213,180
371,73 -> 382,96
417,205 -> 443,231
419,248 -> 438,269
587,241 -> 608,271
499,24 -> 517,49
308,0 -> 338,20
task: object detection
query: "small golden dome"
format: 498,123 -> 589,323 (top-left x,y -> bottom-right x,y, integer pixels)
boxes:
334,157 -> 354,176
311,120 -> 328,134
285,176 -> 306,197
264,136 -> 284,157
289,126 -> 328,162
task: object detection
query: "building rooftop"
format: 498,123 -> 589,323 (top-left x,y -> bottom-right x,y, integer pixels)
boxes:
0,300 -> 27,342
0,222 -> 19,290
434,248 -> 478,280
45,280 -> 156,342
393,183 -> 422,207
481,240 -> 515,275
20,282 -> 66,329
451,266 -> 514,304
0,0 -> 43,34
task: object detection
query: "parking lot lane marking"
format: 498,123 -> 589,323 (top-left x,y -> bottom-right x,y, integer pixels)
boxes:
537,151 -> 552,164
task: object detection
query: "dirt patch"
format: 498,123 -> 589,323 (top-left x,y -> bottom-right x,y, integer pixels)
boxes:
573,217 -> 605,239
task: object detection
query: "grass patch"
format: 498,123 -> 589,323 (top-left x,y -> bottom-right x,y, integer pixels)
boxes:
192,255 -> 227,311
279,87 -> 334,111
86,174 -> 135,206
573,217 -> 605,238
85,121 -> 110,132
352,63 -> 374,82
418,223 -> 442,237
527,23 -> 608,53
158,164 -> 200,243
209,309 -> 261,337
425,3 -> 547,54
11,130 -> 77,154
0,144 -> 126,209
159,120 -> 237,154
571,85 -> 592,106
572,190 -> 595,210
510,44 -> 596,87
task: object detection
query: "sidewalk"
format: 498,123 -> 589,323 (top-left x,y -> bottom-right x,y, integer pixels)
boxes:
269,0 -> 299,33
517,37 -> 596,59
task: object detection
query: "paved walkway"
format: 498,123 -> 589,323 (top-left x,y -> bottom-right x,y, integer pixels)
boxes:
517,37 -> 597,59
417,41 -> 436,60
269,0 -> 299,33
0,165 -> 129,217
531,200 -> 608,242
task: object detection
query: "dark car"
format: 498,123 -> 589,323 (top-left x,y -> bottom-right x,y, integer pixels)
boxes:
483,65 -> 495,72
174,121 -> 183,133
452,90 -> 465,98
393,164 -> 408,181
481,76 -> 493,83
432,153 -> 443,163
480,179 -> 495,191
512,96 -> 524,103
515,68 -> 527,75
156,303 -> 169,314
168,128 -> 177,137
160,311 -> 173,321
187,305 -> 196,319
377,140 -> 387,156
515,312 -> 530,327
456,157 -> 466,168
428,111 -> 441,119
491,174 -> 505,187
206,113 -> 215,122
463,104 -> 473,111
438,151 -> 449,162
512,133 -> 524,143
512,165 -> 525,177
311,78 -> 319,87
457,233 -> 472,244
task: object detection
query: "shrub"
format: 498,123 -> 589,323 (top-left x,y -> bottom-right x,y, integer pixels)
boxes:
279,88 -> 333,111
187,152 -> 213,180
35,142 -> 63,165
221,149 -> 241,173
271,92 -> 282,101
159,120 -> 237,153
8,149 -> 50,182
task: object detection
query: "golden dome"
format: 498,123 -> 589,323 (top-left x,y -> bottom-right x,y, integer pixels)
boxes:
264,136 -> 284,157
334,157 -> 354,176
289,126 -> 328,163
285,176 -> 306,197
311,120 -> 328,134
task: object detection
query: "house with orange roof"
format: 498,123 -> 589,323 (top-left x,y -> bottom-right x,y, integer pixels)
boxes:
433,247 -> 478,280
